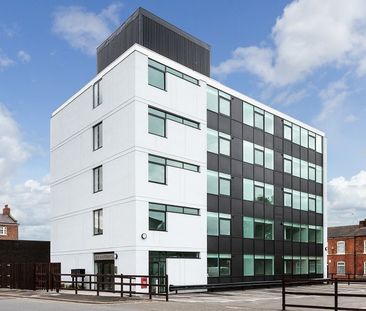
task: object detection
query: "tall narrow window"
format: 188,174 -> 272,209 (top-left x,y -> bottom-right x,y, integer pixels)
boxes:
148,59 -> 165,90
364,261 -> 366,275
337,241 -> 345,254
93,80 -> 102,108
264,112 -> 274,134
254,145 -> 264,166
219,133 -> 231,156
93,122 -> 103,151
254,107 -> 264,130
207,86 -> 218,113
284,156 -> 292,174
219,173 -> 231,196
284,121 -> 292,140
93,166 -> 103,193
337,261 -> 345,275
243,102 -> 254,126
93,209 -> 103,235
219,91 -> 231,116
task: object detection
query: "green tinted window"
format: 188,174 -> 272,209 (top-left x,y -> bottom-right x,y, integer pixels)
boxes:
219,97 -> 230,116
243,179 -> 254,201
265,149 -> 274,170
243,217 -> 254,238
243,102 -> 253,126
219,137 -> 230,156
207,129 -> 218,153
148,66 -> 165,90
219,218 -> 231,235
301,192 -> 308,211
219,177 -> 230,196
149,210 -> 166,231
149,162 -> 165,184
244,255 -> 254,276
264,112 -> 274,134
243,141 -> 254,164
284,191 -> 292,207
207,86 -> 218,112
148,114 -> 165,137
254,148 -> 264,166
207,212 -> 218,236
207,170 -> 218,195
293,124 -> 300,144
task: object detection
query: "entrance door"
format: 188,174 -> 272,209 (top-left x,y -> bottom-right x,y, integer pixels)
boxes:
149,258 -> 166,293
95,260 -> 114,291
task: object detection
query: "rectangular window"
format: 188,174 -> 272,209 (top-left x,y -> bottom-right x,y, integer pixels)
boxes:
207,86 -> 218,113
316,226 -> 323,244
301,160 -> 308,179
317,257 -> 323,274
309,164 -> 316,181
264,149 -> 274,170
309,133 -> 316,150
316,196 -> 323,214
284,121 -> 292,140
148,156 -> 166,184
293,191 -> 301,209
284,156 -> 292,174
93,122 -> 103,151
207,213 -> 230,236
93,80 -> 102,108
207,129 -> 219,153
243,179 -> 273,204
337,241 -> 345,254
207,253 -> 231,277
244,254 -> 254,276
301,225 -> 308,242
93,166 -> 103,193
316,165 -> 323,184
264,112 -> 274,134
254,107 -> 264,130
149,210 -> 166,231
219,94 -> 231,116
149,111 -> 166,137
243,217 -> 254,239
293,157 -> 300,177
0,226 -> 7,236
364,261 -> 366,275
148,59 -> 165,90
308,225 -> 316,243
284,223 -> 293,241
93,209 -> 103,235
309,195 -> 316,211
300,128 -> 308,148
284,190 -> 292,207
243,141 -> 254,164
219,172 -> 231,196
243,102 -> 254,126
337,261 -> 345,275
243,179 -> 254,201
316,135 -> 323,153
364,240 -> 366,254
292,124 -> 300,145
219,133 -> 231,156
301,192 -> 308,211
207,170 -> 219,195
254,146 -> 264,166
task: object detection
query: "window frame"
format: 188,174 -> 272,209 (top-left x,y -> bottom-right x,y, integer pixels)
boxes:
0,226 -> 7,236
148,112 -> 166,137
93,209 -> 103,235
93,122 -> 103,151
337,241 -> 345,254
93,165 -> 103,193
93,79 -> 102,109
337,261 -> 345,275
148,59 -> 166,90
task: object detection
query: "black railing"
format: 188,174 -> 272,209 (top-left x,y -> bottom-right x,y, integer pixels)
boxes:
53,273 -> 169,301
282,278 -> 366,310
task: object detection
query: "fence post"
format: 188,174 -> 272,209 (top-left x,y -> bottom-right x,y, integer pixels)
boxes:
120,274 -> 123,298
334,279 -> 338,311
129,277 -> 132,297
149,276 -> 152,300
282,279 -> 286,311
75,276 -> 78,295
96,275 -> 99,296
165,275 -> 169,302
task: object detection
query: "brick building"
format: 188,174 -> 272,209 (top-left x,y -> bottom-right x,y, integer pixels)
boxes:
0,205 -> 19,240
328,219 -> 366,278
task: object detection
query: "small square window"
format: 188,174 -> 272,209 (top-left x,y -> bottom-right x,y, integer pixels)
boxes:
148,65 -> 165,90
149,114 -> 166,137
149,162 -> 166,184
149,210 -> 166,231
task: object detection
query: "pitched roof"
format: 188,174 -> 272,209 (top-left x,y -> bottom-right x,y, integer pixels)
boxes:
0,214 -> 17,225
328,225 -> 366,238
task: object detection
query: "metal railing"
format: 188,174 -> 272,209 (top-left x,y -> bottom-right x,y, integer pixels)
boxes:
282,278 -> 366,310
53,273 -> 169,301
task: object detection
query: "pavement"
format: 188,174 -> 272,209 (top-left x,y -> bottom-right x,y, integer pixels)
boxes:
1,283 -> 366,310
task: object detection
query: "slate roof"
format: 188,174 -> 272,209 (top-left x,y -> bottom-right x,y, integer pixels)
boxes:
328,225 -> 366,238
0,214 -> 17,225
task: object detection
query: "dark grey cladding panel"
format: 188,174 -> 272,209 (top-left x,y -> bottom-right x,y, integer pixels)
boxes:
97,8 -> 210,75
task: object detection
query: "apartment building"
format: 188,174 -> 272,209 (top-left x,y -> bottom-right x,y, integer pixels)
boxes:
51,8 -> 327,286
328,220 -> 366,278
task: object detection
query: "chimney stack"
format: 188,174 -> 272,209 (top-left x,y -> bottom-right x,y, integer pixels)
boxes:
359,219 -> 366,227
3,204 -> 10,216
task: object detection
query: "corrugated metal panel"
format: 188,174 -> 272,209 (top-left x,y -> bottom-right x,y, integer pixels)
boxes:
96,8 -> 211,76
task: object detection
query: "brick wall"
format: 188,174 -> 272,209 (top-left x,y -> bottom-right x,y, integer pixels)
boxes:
0,224 -> 18,240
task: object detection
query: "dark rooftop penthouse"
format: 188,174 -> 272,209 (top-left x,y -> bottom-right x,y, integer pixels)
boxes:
97,7 -> 211,76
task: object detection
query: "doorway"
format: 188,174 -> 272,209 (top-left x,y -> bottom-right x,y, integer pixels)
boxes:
149,252 -> 166,293
94,253 -> 115,291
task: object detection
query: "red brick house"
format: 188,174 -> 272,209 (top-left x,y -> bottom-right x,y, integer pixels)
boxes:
328,219 -> 366,278
0,205 -> 19,240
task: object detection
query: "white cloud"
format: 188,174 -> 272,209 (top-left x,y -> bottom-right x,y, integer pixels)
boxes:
0,103 -> 49,240
272,88 -> 307,106
17,50 -> 31,63
52,3 -> 123,55
316,79 -> 349,121
328,171 -> 366,226
212,0 -> 366,87
0,49 -> 14,70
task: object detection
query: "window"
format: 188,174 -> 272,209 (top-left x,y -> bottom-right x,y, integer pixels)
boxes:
149,109 -> 165,137
364,240 -> 366,254
93,122 -> 103,150
265,112 -> 274,134
337,261 -> 345,275
149,154 -> 199,185
244,255 -> 274,276
293,158 -> 300,177
207,86 -> 231,116
309,133 -> 316,150
243,140 -> 273,169
309,164 -> 316,181
0,226 -> 7,236
93,166 -> 103,193
308,225 -> 316,243
148,59 -> 165,90
254,107 -> 264,130
207,129 -> 231,156
316,196 -> 323,213
301,160 -> 308,179
243,217 -> 273,240
93,209 -> 103,235
316,134 -> 323,153
300,128 -> 308,148
309,195 -> 316,211
284,155 -> 292,174
149,156 -> 166,184
284,121 -> 292,140
93,79 -> 102,108
243,179 -> 274,204
148,107 -> 199,137
207,170 -> 231,196
316,226 -> 323,244
207,253 -> 231,277
243,102 -> 253,126
316,165 -> 323,184
292,124 -> 300,144
284,190 -> 292,207
364,261 -> 366,275
207,212 -> 231,236
337,241 -> 345,254
283,154 -> 322,184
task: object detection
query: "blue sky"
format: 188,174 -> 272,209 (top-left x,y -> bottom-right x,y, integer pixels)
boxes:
1,0 -> 366,239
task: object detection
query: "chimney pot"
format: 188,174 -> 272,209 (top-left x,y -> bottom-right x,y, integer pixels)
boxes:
3,205 -> 10,216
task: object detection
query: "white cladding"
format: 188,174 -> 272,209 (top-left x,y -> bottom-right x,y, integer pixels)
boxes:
51,44 -> 327,283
